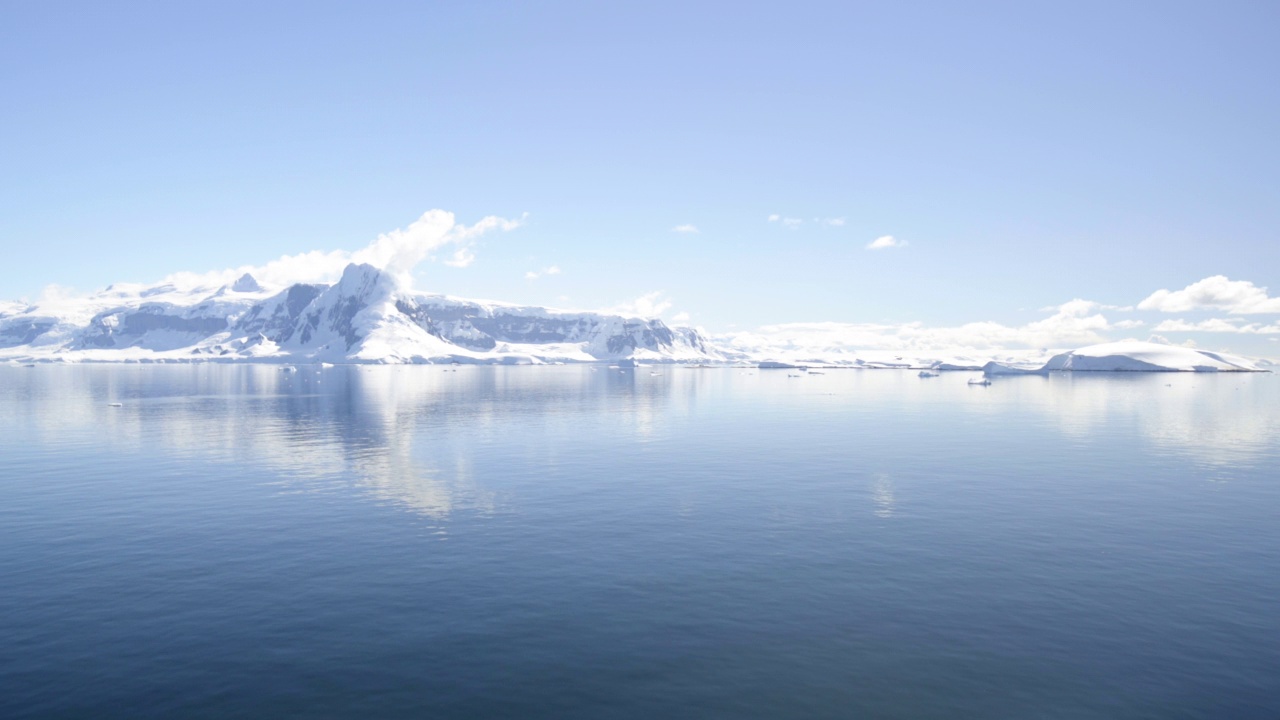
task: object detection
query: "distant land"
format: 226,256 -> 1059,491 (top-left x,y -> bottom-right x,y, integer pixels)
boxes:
0,262 -> 1269,373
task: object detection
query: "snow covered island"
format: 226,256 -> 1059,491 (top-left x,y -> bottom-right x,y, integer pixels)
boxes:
983,341 -> 1265,375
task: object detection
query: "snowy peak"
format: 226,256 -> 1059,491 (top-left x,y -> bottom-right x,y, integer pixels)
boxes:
288,264 -> 399,352
334,263 -> 399,300
231,273 -> 262,293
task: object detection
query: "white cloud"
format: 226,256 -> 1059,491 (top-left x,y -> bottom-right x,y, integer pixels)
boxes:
767,214 -> 781,222
824,218 -> 846,227
671,311 -> 691,325
672,224 -> 699,234
866,235 -> 906,250
1038,300 -> 1133,313
1151,318 -> 1280,334
160,210 -> 524,291
525,265 -> 562,280
1046,299 -> 1101,317
442,247 -> 476,268
1138,276 -> 1280,314
768,214 -> 803,227
606,291 -> 673,318
450,213 -> 526,241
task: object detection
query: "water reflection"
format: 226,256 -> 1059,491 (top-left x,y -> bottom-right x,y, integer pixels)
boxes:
0,365 -> 709,519
1000,372 -> 1279,467
0,366 -> 1274,521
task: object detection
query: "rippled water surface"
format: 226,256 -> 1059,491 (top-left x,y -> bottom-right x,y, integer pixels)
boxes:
1,365 -> 1278,718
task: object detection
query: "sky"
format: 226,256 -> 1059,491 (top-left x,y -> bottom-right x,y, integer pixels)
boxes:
2,1 -> 1279,355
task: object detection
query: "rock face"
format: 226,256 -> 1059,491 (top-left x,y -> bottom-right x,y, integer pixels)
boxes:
231,273 -> 262,293
233,283 -> 326,343
402,294 -> 688,357
0,263 -> 717,364
0,319 -> 55,347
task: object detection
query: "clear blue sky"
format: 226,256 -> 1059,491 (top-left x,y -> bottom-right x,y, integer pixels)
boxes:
3,1 -> 1278,352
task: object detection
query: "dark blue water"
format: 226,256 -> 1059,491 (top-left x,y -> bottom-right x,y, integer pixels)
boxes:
1,365 -> 1277,718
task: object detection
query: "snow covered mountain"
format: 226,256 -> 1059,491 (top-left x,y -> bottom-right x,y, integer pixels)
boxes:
0,264 -> 718,365
1,266 -> 1270,371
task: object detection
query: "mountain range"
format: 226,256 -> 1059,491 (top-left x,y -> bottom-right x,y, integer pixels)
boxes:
0,263 -> 715,365
0,262 -> 1269,372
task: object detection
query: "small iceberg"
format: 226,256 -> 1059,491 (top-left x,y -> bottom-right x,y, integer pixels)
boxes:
108,402 -> 123,407
280,366 -> 298,373
918,370 -> 939,378
968,378 -> 992,386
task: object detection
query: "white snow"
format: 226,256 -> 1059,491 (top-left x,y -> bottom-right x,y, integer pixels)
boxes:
984,340 -> 1263,375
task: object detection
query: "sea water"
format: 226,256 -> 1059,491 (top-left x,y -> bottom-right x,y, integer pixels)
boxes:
1,365 -> 1277,718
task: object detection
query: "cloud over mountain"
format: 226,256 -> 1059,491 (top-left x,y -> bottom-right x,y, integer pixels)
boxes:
162,210 -> 525,292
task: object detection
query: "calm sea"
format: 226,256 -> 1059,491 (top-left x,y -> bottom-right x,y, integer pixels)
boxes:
1,365 -> 1277,718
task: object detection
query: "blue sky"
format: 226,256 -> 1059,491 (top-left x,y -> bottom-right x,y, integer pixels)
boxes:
3,1 -> 1279,353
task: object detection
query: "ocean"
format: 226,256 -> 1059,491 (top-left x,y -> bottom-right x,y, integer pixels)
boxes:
2,364 -> 1277,718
